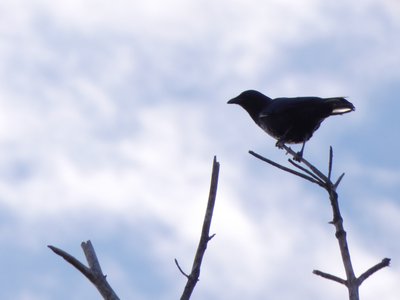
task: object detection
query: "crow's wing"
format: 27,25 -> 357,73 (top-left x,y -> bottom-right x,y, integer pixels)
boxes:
259,97 -> 325,117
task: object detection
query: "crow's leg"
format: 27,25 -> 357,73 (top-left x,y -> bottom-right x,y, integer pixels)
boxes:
293,141 -> 306,162
275,128 -> 292,150
275,139 -> 285,149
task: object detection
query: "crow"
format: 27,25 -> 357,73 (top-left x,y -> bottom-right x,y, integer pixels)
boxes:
228,90 -> 355,160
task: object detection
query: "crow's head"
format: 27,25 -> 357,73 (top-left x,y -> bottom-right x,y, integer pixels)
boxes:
228,90 -> 270,104
228,90 -> 271,122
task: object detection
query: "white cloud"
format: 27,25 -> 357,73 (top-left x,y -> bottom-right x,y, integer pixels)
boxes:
0,0 -> 399,299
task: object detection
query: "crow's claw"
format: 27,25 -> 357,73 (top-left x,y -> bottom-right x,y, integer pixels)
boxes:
293,151 -> 303,162
275,140 -> 285,149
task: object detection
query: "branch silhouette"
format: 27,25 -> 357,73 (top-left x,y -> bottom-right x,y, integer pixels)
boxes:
176,156 -> 220,300
249,146 -> 390,300
48,241 -> 120,300
49,157 -> 220,300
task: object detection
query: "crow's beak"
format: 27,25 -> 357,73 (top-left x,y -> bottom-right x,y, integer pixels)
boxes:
227,97 -> 240,104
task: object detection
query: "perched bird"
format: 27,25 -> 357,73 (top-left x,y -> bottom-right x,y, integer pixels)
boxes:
228,90 -> 355,159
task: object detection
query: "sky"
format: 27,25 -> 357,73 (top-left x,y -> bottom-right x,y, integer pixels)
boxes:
0,0 -> 400,299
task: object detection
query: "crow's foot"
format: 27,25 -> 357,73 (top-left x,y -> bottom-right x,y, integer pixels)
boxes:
293,151 -> 303,162
275,140 -> 285,149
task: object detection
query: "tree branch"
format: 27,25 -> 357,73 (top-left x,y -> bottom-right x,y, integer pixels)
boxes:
249,150 -> 325,187
313,269 -> 347,285
49,241 -> 120,300
175,258 -> 190,278
250,146 -> 390,300
328,146 -> 333,181
288,158 -> 325,186
357,258 -> 391,285
281,144 -> 329,183
177,156 -> 220,300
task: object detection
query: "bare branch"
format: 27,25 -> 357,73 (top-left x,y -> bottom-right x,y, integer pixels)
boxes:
48,245 -> 92,279
281,144 -> 329,183
328,146 -> 333,181
313,269 -> 347,285
334,173 -> 346,190
357,258 -> 391,285
250,146 -> 390,300
82,241 -> 103,274
288,159 -> 325,186
179,156 -> 220,300
49,241 -> 120,300
249,150 -> 325,187
175,258 -> 190,279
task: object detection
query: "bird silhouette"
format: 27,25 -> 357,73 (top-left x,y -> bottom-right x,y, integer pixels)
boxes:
228,90 -> 355,160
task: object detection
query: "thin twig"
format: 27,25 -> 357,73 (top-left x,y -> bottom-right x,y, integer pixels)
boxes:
288,159 -> 325,186
174,259 -> 190,278
281,144 -> 329,183
334,173 -> 346,190
313,269 -> 347,285
208,233 -> 216,241
249,151 -> 325,187
357,258 -> 391,285
179,156 -> 220,300
328,146 -> 333,181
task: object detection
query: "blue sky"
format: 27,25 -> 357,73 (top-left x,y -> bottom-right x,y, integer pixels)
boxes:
1,0 -> 399,299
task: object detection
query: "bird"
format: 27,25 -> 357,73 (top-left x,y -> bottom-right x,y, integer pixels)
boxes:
228,90 -> 355,160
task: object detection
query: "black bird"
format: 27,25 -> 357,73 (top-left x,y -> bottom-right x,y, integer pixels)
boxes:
228,90 -> 355,159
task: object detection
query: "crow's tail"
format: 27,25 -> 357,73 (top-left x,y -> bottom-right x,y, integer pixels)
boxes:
324,97 -> 355,115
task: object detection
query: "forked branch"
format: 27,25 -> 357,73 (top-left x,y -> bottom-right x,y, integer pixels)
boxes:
249,146 -> 390,300
49,157 -> 220,300
48,241 -> 120,300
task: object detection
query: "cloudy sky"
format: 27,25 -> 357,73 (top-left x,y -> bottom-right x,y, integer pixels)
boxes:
1,0 -> 399,299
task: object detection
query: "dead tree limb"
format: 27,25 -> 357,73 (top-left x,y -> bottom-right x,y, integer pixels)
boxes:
176,156 -> 220,300
249,146 -> 390,300
48,241 -> 120,300
49,156 -> 220,300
